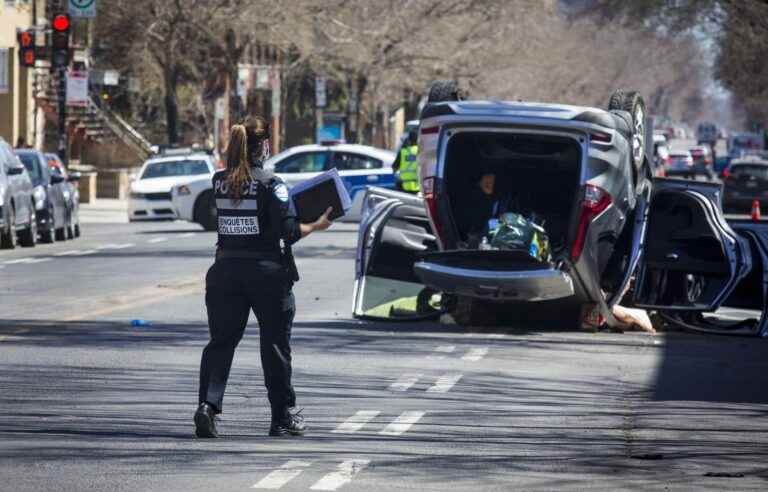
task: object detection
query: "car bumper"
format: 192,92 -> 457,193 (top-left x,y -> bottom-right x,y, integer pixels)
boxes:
413,261 -> 575,302
128,198 -> 177,220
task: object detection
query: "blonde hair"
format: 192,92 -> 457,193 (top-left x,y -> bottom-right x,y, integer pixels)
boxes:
224,116 -> 269,202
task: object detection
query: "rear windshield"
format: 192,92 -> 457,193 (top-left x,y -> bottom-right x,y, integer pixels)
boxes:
16,153 -> 42,184
141,159 -> 209,179
730,165 -> 768,180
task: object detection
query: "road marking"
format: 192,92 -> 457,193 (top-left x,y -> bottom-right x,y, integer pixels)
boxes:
332,410 -> 380,434
99,243 -> 135,250
54,249 -> 97,256
435,345 -> 455,353
178,232 -> 196,238
53,250 -> 81,256
462,347 -> 489,361
0,328 -> 29,343
3,257 -> 51,264
426,373 -> 463,393
252,460 -> 311,489
388,373 -> 421,392
147,237 -> 168,244
310,459 -> 370,491
379,411 -> 426,436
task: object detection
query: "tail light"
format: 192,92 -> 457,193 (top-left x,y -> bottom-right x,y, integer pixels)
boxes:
422,176 -> 444,241
722,168 -> 730,178
589,131 -> 612,144
572,185 -> 612,261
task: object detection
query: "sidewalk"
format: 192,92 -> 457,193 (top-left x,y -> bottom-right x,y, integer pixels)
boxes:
79,199 -> 128,224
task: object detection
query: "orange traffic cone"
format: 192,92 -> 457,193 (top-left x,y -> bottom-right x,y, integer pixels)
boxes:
751,200 -> 761,221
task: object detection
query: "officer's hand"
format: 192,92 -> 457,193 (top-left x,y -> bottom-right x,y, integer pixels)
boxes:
313,207 -> 333,231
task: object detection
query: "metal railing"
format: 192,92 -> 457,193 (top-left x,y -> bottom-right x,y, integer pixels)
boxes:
90,96 -> 153,161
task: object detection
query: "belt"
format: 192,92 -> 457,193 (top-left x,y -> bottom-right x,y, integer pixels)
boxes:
216,249 -> 282,261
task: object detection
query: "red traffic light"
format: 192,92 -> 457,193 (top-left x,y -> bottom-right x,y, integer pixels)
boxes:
52,14 -> 71,32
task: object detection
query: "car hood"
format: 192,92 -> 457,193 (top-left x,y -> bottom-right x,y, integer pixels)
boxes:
132,176 -> 206,193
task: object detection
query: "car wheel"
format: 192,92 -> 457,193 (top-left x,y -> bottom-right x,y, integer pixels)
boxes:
608,89 -> 647,169
194,191 -> 217,231
18,205 -> 37,248
1,205 -> 16,249
55,225 -> 67,241
74,223 -> 81,237
39,207 -> 55,244
427,80 -> 466,103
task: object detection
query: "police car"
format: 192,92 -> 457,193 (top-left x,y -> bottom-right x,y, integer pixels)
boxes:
171,142 -> 396,230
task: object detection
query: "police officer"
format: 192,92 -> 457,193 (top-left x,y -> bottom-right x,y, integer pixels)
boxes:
195,116 -> 332,438
394,128 -> 420,193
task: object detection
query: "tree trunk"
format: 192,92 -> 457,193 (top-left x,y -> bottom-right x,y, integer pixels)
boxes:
164,67 -> 180,145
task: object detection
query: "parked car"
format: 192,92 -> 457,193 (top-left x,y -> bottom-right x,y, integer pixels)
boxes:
46,153 -> 81,238
689,145 -> 715,180
0,138 -> 36,248
129,149 -> 217,222
14,148 -> 70,243
171,142 -> 396,230
354,82 -> 767,337
722,157 -> 768,213
660,149 -> 693,179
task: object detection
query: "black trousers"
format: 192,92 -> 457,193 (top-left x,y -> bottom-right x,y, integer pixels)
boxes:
198,259 -> 296,419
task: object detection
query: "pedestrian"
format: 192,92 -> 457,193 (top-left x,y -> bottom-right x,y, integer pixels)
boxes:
195,115 -> 333,438
394,127 -> 420,193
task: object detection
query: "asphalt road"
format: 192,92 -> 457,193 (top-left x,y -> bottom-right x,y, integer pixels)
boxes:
1,219 -> 767,491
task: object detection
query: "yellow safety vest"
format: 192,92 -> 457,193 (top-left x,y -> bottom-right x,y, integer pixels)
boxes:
398,145 -> 420,192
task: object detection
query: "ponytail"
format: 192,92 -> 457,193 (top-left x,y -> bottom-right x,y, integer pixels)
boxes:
224,115 -> 269,203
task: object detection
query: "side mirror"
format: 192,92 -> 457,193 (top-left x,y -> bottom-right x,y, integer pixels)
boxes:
50,174 -> 65,184
67,171 -> 81,182
7,164 -> 25,176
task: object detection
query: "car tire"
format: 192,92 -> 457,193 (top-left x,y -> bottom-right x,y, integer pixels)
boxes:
18,206 -> 37,248
74,223 -> 81,238
608,89 -> 647,169
194,191 -> 217,231
39,207 -> 55,244
55,225 -> 67,241
1,205 -> 16,249
427,80 -> 466,103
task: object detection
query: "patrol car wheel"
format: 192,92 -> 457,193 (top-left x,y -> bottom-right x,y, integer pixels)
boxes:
195,191 -> 217,231
427,80 -> 466,103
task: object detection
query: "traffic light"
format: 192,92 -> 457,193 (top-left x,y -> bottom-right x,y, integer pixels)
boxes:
51,13 -> 71,70
17,29 -> 36,67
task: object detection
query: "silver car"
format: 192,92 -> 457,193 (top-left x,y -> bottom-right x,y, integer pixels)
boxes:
354,83 -> 768,336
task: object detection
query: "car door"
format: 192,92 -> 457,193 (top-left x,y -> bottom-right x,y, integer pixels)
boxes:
42,158 -> 68,226
330,151 -> 396,205
353,187 -> 440,320
633,179 -> 766,334
272,151 -> 330,188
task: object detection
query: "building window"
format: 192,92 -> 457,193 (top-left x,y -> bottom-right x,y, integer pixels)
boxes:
0,49 -> 9,94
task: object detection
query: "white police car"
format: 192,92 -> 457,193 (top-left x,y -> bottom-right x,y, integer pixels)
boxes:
171,142 -> 396,230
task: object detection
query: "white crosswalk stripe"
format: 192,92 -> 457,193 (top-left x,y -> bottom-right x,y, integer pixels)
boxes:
426,373 -> 463,393
252,460 -> 311,489
3,257 -> 51,264
462,347 -> 489,361
98,243 -> 135,250
310,459 -> 371,491
379,411 -> 426,436
388,373 -> 421,392
332,410 -> 380,434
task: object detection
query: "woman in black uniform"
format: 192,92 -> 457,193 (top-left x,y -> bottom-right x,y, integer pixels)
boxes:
195,116 -> 332,438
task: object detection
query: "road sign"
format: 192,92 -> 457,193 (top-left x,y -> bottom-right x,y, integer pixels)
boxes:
69,0 -> 96,18
315,76 -> 326,108
66,70 -> 89,106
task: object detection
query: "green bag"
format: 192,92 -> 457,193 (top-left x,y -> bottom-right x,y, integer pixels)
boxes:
488,212 -> 551,262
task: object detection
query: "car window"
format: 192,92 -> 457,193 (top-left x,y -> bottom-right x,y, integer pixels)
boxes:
331,152 -> 383,171
274,152 -> 328,173
730,165 -> 768,180
140,159 -> 210,179
16,153 -> 42,184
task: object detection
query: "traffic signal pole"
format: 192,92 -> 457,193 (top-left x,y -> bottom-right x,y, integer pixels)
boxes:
57,67 -> 68,166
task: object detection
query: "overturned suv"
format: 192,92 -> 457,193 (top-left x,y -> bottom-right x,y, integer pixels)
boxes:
354,82 -> 768,336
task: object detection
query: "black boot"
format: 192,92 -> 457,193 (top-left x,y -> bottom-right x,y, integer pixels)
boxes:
269,407 -> 306,437
194,402 -> 219,438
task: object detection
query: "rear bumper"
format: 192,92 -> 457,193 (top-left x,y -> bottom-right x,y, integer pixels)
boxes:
414,261 -> 575,301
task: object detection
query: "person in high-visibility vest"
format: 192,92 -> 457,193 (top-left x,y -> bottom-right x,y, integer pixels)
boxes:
395,129 -> 420,193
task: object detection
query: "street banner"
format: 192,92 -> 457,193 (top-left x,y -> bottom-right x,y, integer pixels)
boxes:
69,0 -> 96,18
66,70 -> 89,106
